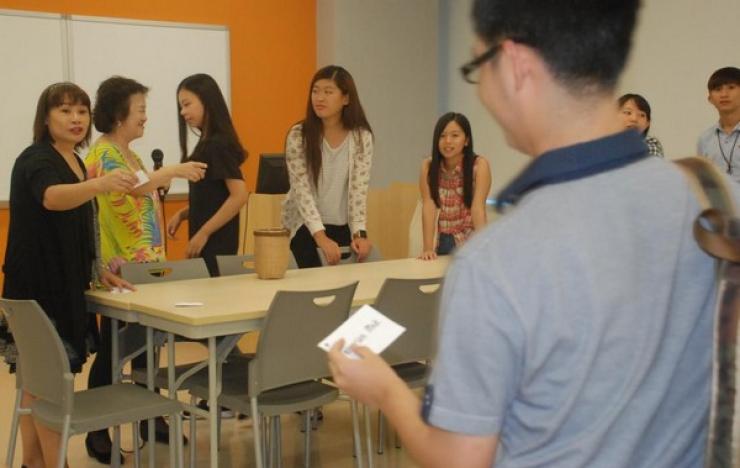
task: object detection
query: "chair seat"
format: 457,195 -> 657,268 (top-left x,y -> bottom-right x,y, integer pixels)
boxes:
32,383 -> 181,434
189,360 -> 338,417
393,361 -> 430,389
131,362 -> 205,391
223,381 -> 338,417
130,347 -> 253,390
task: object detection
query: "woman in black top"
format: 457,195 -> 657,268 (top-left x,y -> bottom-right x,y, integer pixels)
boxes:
0,82 -> 135,468
167,74 -> 248,276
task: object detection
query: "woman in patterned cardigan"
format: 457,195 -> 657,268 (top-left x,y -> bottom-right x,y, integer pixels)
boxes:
282,65 -> 374,268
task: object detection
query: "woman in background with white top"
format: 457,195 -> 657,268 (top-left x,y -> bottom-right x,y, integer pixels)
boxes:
282,65 -> 374,268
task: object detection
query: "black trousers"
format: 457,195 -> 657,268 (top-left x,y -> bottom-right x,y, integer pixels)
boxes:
290,224 -> 351,268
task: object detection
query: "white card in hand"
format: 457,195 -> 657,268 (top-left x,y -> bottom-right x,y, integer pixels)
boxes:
318,304 -> 406,359
134,169 -> 150,188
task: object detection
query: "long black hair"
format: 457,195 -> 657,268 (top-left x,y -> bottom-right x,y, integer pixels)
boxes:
618,93 -> 652,136
428,112 -> 477,209
301,65 -> 372,188
177,73 -> 246,163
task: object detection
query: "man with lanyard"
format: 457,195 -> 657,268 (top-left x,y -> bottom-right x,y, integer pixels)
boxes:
697,67 -> 740,184
328,0 -> 732,467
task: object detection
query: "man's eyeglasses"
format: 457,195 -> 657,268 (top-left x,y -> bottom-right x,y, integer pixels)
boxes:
459,43 -> 502,84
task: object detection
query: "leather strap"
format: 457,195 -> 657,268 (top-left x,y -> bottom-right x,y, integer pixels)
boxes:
675,156 -> 740,468
675,157 -> 740,261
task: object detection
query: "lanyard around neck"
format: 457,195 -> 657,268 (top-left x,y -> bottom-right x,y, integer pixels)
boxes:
716,129 -> 740,175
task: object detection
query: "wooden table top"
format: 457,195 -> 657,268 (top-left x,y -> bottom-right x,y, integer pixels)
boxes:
87,257 -> 450,326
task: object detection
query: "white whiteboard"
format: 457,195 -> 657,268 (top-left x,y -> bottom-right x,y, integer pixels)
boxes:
0,11 -> 66,201
0,10 -> 230,200
69,16 -> 230,195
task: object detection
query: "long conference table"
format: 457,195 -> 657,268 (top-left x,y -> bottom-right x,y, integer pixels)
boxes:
86,256 -> 450,468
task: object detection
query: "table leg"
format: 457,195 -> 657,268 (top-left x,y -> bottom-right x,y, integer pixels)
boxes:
111,318 -> 121,468
208,337 -> 219,468
147,327 -> 155,468
167,333 -> 178,467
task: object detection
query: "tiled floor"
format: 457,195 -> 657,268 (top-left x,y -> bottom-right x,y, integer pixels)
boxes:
0,342 -> 419,467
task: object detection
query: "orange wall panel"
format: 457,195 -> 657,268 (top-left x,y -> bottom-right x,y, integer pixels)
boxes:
0,0 -> 316,285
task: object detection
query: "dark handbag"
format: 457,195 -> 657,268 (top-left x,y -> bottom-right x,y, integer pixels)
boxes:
675,157 -> 740,468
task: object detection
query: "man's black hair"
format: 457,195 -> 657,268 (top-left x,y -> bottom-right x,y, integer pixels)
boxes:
472,0 -> 640,93
707,67 -> 740,91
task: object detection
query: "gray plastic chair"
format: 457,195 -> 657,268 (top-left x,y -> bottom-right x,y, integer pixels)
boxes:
121,257 -> 232,400
118,258 -> 212,388
188,281 -> 359,468
0,299 -> 181,468
372,277 -> 443,454
216,254 -> 256,276
119,258 -> 213,464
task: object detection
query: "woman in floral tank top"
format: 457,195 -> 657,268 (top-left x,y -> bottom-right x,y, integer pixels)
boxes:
419,112 -> 491,259
83,76 -> 206,462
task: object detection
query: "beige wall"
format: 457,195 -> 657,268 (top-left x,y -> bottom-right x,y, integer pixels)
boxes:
317,0 -> 439,188
439,0 -> 738,194
620,0 -> 737,159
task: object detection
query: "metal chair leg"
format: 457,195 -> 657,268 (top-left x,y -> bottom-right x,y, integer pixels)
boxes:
57,418 -> 71,468
304,409 -> 312,468
189,396 -> 197,468
5,388 -> 23,467
251,398 -> 264,468
275,417 -> 283,468
376,411 -> 385,454
271,416 -> 281,468
311,408 -> 319,430
350,400 -> 364,468
133,421 -> 141,468
263,416 -> 271,468
363,405 -> 374,468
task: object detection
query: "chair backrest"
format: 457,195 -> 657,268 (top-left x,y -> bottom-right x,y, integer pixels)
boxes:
249,282 -> 358,395
0,299 -> 74,413
216,254 -> 256,277
120,258 -> 210,284
374,277 -> 443,365
217,253 -> 297,276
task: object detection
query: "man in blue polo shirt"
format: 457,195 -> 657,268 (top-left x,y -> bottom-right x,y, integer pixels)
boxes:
328,1 -> 728,466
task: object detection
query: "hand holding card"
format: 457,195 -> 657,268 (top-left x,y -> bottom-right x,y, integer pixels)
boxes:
318,305 -> 406,359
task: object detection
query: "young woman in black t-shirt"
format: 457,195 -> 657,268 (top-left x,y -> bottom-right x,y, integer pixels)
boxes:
167,74 -> 248,276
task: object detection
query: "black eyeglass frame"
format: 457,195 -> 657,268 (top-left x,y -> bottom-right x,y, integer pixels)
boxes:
459,43 -> 503,84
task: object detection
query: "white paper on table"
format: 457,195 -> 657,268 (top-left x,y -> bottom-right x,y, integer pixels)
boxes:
134,169 -> 150,188
318,304 -> 406,359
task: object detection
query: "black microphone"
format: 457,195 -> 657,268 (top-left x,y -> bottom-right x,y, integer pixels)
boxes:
150,149 -> 168,199
151,148 -> 164,170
